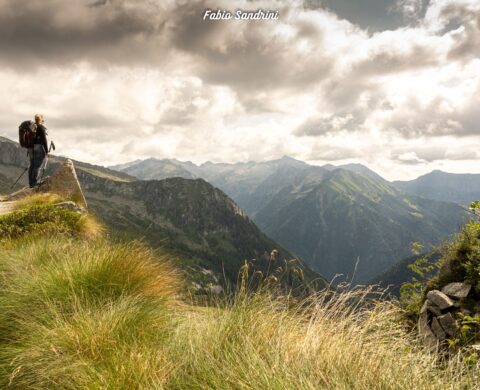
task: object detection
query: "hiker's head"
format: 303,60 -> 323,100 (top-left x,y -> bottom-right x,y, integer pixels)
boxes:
34,114 -> 44,125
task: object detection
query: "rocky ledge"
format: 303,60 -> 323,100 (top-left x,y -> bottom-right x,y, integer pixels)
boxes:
5,159 -> 87,211
418,282 -> 478,348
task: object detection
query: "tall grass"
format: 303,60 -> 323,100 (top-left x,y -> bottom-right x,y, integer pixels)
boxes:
0,238 -> 181,389
0,196 -> 477,388
0,237 -> 477,389
169,289 -> 477,390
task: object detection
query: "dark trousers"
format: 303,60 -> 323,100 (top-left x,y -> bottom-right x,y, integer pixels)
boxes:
28,144 -> 46,188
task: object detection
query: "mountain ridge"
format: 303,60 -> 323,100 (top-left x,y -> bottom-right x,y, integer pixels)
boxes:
0,136 -> 322,290
112,155 -> 468,283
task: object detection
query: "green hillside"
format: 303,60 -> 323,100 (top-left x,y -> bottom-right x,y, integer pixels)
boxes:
370,252 -> 441,296
112,157 -> 468,283
0,195 -> 475,388
255,169 -> 467,283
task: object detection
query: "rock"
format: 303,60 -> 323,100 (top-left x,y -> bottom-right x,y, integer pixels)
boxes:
437,313 -> 457,337
431,317 -> 446,340
421,300 -> 442,316
427,301 -> 442,316
208,284 -> 223,294
427,290 -> 455,310
54,201 -> 85,213
36,159 -> 87,210
442,283 -> 472,299
420,300 -> 428,314
418,311 -> 437,348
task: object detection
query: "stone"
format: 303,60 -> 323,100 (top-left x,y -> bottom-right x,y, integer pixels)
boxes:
36,159 -> 87,209
426,301 -> 442,316
54,201 -> 85,214
418,311 -> 437,348
420,300 -> 428,314
426,290 -> 455,310
437,313 -> 457,337
420,300 -> 442,316
442,283 -> 472,299
431,317 -> 446,340
208,284 -> 223,294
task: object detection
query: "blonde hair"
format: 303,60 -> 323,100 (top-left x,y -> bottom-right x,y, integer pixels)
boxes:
34,114 -> 44,124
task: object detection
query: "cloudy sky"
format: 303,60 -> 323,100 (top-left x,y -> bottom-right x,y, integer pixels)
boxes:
0,0 -> 479,180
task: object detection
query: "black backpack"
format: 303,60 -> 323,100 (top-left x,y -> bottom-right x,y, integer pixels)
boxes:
19,120 -> 36,148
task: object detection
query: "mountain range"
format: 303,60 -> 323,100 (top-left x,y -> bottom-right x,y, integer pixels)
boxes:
0,136 -> 321,291
111,157 -> 471,283
394,170 -> 480,206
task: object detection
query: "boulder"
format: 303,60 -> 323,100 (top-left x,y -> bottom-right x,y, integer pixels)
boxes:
437,313 -> 457,337
431,317 -> 446,340
442,283 -> 471,299
37,159 -> 87,209
426,290 -> 454,310
418,311 -> 437,347
427,301 -> 442,316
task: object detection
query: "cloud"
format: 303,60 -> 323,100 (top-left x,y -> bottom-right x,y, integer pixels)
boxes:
0,0 -> 480,180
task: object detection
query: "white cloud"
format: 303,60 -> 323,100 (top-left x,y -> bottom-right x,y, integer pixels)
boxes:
0,0 -> 479,180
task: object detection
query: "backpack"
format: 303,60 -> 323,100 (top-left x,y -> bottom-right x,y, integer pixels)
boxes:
18,120 -> 36,148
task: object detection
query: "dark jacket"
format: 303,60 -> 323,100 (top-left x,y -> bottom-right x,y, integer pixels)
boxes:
34,124 -> 48,153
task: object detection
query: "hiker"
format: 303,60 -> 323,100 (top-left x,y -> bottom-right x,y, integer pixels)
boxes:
28,114 -> 49,188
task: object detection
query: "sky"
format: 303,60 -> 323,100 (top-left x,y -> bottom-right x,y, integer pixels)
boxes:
0,0 -> 479,180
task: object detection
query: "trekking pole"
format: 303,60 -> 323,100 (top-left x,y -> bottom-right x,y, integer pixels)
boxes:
11,167 -> 28,189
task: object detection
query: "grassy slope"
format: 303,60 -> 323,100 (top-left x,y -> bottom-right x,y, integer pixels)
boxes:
255,169 -> 467,283
0,196 -> 477,388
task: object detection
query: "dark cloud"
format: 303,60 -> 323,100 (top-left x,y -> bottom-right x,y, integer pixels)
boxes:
167,0 -> 334,95
444,5 -> 480,61
304,0 -> 429,31
0,0 -> 167,69
382,88 -> 480,138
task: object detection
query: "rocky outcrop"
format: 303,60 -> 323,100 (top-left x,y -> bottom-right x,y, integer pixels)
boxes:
418,282 -> 473,347
5,159 -> 87,211
39,159 -> 87,209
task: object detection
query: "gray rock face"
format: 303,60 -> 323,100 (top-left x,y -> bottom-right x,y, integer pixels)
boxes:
418,311 -> 437,347
39,159 -> 87,209
426,301 -> 442,316
441,283 -> 471,299
431,317 -> 446,340
426,290 -> 455,310
438,313 -> 457,337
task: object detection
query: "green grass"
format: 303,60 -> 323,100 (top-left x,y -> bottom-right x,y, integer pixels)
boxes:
426,221 -> 480,294
0,194 -> 478,388
0,194 -> 101,243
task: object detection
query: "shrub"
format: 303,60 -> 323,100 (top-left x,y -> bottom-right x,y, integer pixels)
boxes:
0,197 -> 102,243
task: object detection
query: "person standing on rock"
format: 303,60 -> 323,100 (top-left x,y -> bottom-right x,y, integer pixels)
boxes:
28,114 -> 49,188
